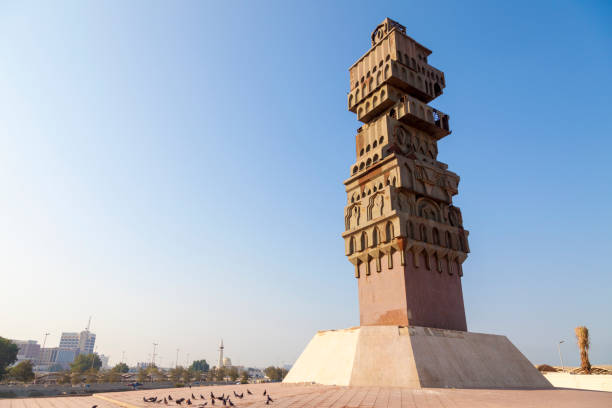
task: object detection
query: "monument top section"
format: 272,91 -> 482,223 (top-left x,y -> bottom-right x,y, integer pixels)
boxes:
349,18 -> 445,106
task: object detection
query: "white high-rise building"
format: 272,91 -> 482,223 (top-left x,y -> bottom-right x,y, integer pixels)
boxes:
78,331 -> 96,354
59,333 -> 79,349
59,330 -> 96,355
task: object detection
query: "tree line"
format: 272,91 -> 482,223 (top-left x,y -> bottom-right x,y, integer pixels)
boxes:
1,337 -> 291,384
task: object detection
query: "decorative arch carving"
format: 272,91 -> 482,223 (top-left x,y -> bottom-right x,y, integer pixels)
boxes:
345,205 -> 360,230
368,193 -> 385,220
372,227 -> 381,247
419,224 -> 428,243
360,231 -> 368,251
417,198 -> 440,222
348,236 -> 356,255
385,221 -> 394,242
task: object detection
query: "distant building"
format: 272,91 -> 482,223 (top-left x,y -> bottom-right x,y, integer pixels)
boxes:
38,347 -> 77,370
10,339 -> 41,363
222,357 -> 232,367
59,330 -> 96,355
247,367 -> 265,379
58,332 -> 79,350
99,354 -> 110,369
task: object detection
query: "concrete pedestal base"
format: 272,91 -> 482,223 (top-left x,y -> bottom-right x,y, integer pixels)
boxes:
283,326 -> 552,389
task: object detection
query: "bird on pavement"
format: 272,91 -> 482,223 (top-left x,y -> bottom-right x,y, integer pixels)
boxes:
246,389 -> 252,395
164,397 -> 168,404
169,395 -> 173,400
267,395 -> 274,403
187,399 -> 192,405
263,389 -> 267,396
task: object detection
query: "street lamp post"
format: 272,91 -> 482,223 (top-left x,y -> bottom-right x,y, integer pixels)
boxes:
557,340 -> 565,372
175,349 -> 179,368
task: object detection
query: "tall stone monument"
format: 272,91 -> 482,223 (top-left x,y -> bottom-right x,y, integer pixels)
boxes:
284,18 -> 551,389
343,18 -> 467,332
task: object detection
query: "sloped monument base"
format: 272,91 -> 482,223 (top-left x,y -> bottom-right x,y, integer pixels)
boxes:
283,326 -> 552,389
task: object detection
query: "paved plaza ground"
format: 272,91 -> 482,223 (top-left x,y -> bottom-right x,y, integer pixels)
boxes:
1,382 -> 611,408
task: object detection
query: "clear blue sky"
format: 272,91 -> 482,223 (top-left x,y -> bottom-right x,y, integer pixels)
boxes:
1,0 -> 610,368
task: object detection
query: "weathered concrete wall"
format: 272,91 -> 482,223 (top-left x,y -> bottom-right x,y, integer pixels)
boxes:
357,251 -> 467,331
358,251 -> 409,326
284,326 -> 552,389
543,372 -> 612,392
282,328 -> 360,386
403,252 -> 467,331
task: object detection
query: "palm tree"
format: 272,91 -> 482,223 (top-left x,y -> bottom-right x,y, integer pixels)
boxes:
574,326 -> 591,374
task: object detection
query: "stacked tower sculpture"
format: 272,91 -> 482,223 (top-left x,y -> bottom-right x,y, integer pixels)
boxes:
284,18 -> 551,390
343,18 -> 468,331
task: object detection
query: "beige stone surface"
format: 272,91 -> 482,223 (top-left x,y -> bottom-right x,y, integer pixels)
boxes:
283,327 -> 360,386
284,326 -> 551,389
1,382 -> 611,407
544,372 -> 612,392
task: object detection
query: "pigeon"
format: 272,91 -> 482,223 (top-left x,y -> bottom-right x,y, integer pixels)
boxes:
200,394 -> 205,399
144,397 -> 148,402
247,389 -> 252,395
210,392 -> 215,399
152,397 -> 158,402
169,395 -> 174,401
192,393 -> 196,399
92,406 -> 98,408
187,399 -> 192,405
237,393 -> 243,399
267,395 -> 274,403
263,390 -> 267,396
211,398 -> 215,405
228,399 -> 234,407
164,398 -> 168,404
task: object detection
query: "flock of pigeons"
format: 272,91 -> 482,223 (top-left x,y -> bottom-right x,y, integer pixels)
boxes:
137,389 -> 274,407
